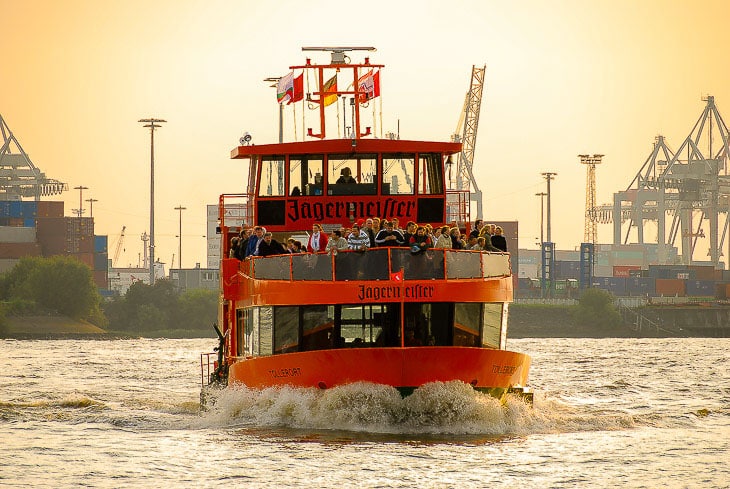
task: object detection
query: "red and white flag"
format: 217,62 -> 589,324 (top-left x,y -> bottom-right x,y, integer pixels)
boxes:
357,69 -> 380,103
390,270 -> 403,282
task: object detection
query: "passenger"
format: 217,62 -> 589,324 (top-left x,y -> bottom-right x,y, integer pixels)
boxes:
408,226 -> 432,253
255,232 -> 287,256
450,227 -> 466,250
402,221 -> 417,244
236,228 -> 251,260
286,238 -> 297,253
405,329 -> 422,346
391,217 -> 401,234
371,217 -> 381,235
434,225 -> 452,249
294,240 -> 304,253
307,223 -> 329,253
492,225 -> 507,252
229,236 -> 240,258
347,223 -> 370,251
469,219 -> 484,240
479,224 -> 502,252
336,167 -> 356,184
362,218 -> 376,247
424,223 -> 436,245
466,235 -> 479,250
291,186 -> 301,196
375,220 -> 405,247
472,236 -> 486,251
326,229 -> 349,255
245,226 -> 265,258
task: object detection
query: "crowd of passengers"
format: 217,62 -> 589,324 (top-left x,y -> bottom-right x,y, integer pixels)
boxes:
228,218 -> 507,259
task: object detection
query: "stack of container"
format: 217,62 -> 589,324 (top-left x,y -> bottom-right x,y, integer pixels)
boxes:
93,235 -> 108,289
0,201 -> 42,273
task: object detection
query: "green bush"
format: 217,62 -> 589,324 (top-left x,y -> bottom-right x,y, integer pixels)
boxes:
574,287 -> 622,329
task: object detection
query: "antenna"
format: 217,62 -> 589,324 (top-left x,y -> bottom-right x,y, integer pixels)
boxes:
302,46 -> 376,64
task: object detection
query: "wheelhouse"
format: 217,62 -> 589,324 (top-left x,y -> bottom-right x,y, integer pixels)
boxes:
231,138 -> 461,232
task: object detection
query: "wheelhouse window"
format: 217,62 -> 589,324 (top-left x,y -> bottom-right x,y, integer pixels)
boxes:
289,155 -> 323,197
259,156 -> 285,197
418,153 -> 444,194
454,303 -> 481,347
327,154 -> 377,196
382,153 -> 415,195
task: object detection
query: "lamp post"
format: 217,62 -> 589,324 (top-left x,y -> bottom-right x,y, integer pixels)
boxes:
85,198 -> 98,219
541,172 -> 557,243
174,205 -> 186,270
535,192 -> 547,245
139,118 -> 166,285
73,185 -> 88,218
264,77 -> 284,143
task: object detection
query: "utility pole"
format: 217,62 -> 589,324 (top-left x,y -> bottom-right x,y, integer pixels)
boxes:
174,205 -> 186,270
73,185 -> 88,218
541,172 -> 558,243
535,192 -> 547,245
139,118 -> 166,285
85,198 -> 98,219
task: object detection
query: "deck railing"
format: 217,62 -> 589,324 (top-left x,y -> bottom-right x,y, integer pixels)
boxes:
238,248 -> 510,282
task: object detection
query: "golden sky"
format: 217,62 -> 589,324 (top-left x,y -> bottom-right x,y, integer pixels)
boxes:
3,0 -> 730,267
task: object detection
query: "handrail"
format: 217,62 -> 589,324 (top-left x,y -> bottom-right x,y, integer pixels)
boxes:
232,247 -> 511,282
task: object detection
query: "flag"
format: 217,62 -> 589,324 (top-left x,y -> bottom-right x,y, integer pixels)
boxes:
357,69 -> 380,103
322,74 -> 338,107
390,270 -> 403,282
291,73 -> 304,103
276,72 -> 294,104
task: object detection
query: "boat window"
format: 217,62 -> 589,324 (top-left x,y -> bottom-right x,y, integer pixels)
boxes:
339,304 -> 394,347
418,153 -> 444,194
259,307 -> 273,355
236,309 -> 244,356
274,307 -> 299,353
481,303 -> 503,349
453,303 -> 481,347
289,155 -> 323,197
327,154 -> 377,196
259,156 -> 286,197
382,154 -> 415,195
301,305 -> 334,351
245,308 -> 259,356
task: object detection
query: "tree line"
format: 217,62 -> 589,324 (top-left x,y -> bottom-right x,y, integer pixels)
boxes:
0,256 -> 217,336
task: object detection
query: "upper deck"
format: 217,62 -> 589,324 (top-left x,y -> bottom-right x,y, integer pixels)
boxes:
227,47 -> 470,233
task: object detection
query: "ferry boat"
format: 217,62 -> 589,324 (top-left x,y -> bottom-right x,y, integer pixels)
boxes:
201,47 -> 532,405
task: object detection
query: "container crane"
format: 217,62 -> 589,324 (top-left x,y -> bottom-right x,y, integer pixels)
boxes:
448,65 -> 486,223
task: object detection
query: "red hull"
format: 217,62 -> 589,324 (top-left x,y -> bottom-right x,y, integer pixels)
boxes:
228,347 -> 530,394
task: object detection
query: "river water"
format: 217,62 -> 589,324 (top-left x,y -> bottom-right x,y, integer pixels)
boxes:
0,337 -> 727,488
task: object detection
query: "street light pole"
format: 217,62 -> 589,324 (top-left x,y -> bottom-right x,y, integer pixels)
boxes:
174,205 -> 186,270
535,192 -> 547,245
73,185 -> 88,218
541,172 -> 558,243
139,118 -> 166,285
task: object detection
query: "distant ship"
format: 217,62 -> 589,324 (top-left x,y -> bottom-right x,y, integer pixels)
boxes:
200,47 -> 532,406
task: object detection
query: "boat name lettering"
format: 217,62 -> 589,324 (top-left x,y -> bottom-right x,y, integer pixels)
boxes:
287,199 -> 416,223
269,367 -> 302,378
491,364 -> 517,375
357,284 -> 434,301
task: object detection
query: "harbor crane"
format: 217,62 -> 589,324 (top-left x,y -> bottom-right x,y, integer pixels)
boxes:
112,226 -> 126,266
448,65 -> 486,224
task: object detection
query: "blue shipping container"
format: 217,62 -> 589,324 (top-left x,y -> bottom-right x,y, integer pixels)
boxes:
21,201 -> 38,218
94,235 -> 108,253
592,276 -> 627,296
23,218 -> 35,227
685,280 -> 715,297
625,277 -> 656,296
